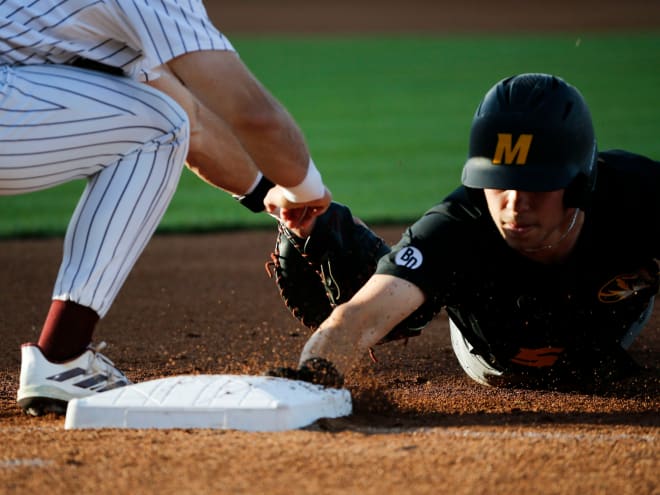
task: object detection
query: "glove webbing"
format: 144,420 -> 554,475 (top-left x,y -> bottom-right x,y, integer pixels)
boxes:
264,227 -> 329,327
275,223 -> 342,306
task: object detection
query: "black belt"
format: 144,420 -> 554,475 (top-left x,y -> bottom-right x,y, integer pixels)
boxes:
71,57 -> 124,76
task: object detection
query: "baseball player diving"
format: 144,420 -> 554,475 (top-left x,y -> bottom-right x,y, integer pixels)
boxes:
267,73 -> 660,391
1,0 -> 330,416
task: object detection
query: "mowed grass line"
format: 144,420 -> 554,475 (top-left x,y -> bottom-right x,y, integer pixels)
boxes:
1,33 -> 658,237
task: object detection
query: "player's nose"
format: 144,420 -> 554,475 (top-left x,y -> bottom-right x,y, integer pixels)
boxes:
504,190 -> 532,213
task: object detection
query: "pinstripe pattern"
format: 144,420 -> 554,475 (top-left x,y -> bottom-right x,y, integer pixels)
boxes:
0,0 -> 235,80
0,64 -> 188,316
0,64 -> 185,192
56,134 -> 187,315
0,1 -> 240,315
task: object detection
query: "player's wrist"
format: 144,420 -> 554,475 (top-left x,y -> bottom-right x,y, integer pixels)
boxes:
298,357 -> 344,388
264,357 -> 344,388
281,159 -> 326,203
233,172 -> 274,213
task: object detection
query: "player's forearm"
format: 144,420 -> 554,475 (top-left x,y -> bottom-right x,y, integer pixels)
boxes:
166,50 -> 314,190
195,85 -> 324,201
185,108 -> 261,195
229,104 -> 311,188
299,302 -> 396,376
300,275 -> 427,376
299,314 -> 368,377
146,64 -> 261,195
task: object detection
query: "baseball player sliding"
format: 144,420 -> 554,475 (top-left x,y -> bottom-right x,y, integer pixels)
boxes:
268,74 -> 659,391
1,0 -> 330,416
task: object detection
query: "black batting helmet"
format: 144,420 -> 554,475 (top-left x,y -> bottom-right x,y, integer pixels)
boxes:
461,73 -> 597,208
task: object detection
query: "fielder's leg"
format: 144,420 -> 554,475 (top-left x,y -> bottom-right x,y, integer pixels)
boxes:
0,64 -> 189,414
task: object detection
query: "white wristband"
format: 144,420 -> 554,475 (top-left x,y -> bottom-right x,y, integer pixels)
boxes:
282,159 -> 325,203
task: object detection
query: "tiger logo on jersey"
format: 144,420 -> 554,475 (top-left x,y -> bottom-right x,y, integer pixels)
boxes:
598,267 -> 657,303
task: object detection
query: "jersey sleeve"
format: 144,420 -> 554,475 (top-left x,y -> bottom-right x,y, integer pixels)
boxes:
376,188 -> 486,303
596,150 -> 660,259
0,1 -> 236,81
82,0 -> 236,81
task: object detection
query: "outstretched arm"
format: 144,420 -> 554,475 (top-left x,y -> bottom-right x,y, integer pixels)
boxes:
300,274 -> 426,377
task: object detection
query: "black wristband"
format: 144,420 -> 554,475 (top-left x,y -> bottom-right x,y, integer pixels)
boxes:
236,175 -> 275,213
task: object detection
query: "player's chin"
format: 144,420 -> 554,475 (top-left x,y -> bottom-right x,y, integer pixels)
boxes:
501,228 -> 541,250
502,221 -> 535,236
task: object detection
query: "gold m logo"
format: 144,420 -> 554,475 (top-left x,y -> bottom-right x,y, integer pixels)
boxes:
493,133 -> 533,165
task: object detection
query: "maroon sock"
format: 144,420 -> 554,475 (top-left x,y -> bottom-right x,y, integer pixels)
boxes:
37,300 -> 99,362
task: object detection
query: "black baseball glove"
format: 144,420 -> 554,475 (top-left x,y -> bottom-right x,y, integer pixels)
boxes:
265,202 -> 434,344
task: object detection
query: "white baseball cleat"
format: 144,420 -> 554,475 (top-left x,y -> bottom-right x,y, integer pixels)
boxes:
17,342 -> 131,416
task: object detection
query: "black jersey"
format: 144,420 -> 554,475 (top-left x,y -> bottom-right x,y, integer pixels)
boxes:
377,150 -> 660,372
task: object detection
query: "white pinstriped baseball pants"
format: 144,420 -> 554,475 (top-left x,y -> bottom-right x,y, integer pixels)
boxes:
0,64 -> 189,317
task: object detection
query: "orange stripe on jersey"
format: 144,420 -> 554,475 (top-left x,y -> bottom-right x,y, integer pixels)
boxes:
510,347 -> 564,367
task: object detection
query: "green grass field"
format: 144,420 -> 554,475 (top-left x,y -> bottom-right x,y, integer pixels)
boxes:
1,33 -> 658,237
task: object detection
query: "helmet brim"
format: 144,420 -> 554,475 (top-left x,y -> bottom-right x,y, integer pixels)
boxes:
461,157 -> 576,192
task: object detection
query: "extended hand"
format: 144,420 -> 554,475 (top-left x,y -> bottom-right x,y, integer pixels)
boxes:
265,186 -> 332,237
265,357 -> 345,388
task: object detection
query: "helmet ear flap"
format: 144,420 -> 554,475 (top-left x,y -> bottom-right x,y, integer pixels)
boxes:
563,174 -> 588,209
563,150 -> 598,209
463,186 -> 487,209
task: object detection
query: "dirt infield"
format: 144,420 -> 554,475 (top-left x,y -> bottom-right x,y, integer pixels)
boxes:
206,0 -> 660,34
1,3 -> 659,495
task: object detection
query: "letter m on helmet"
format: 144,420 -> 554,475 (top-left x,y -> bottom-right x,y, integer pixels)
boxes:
493,133 -> 533,165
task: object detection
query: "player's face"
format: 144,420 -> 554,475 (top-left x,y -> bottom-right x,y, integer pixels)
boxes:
483,188 -> 576,257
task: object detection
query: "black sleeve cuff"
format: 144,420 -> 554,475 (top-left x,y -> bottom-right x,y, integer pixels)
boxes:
236,176 -> 275,213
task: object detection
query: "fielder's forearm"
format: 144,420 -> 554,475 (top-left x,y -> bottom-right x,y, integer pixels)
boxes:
166,51 -> 313,189
146,65 -> 261,196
